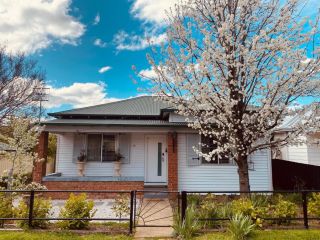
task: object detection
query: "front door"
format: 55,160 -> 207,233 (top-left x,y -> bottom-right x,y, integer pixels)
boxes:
145,135 -> 167,183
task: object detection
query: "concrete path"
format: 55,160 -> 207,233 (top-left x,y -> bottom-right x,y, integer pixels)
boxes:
134,198 -> 174,238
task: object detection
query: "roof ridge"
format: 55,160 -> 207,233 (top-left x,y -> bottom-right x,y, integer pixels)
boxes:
49,95 -> 154,116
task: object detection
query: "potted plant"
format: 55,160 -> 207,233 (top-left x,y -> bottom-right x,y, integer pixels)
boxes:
77,150 -> 86,177
114,151 -> 123,177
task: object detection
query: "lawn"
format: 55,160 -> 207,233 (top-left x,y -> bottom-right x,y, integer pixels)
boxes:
195,230 -> 320,240
0,231 -> 132,240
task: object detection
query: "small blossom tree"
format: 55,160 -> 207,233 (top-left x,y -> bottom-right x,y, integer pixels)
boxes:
0,118 -> 41,190
142,0 -> 320,191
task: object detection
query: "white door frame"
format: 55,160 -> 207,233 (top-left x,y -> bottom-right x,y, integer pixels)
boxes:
144,134 -> 168,184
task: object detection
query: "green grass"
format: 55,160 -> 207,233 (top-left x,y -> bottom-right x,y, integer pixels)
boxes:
0,231 -> 132,240
194,230 -> 320,240
2,229 -> 320,240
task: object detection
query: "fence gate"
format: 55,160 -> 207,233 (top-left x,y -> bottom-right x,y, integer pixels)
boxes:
133,190 -> 179,228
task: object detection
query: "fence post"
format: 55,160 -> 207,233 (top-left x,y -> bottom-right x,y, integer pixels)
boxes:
181,191 -> 187,221
28,190 -> 35,228
133,190 -> 136,228
129,190 -> 134,234
302,191 -> 309,229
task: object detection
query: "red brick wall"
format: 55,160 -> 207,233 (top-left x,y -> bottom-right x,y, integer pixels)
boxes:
33,132 -> 48,183
43,181 -> 144,199
167,132 -> 178,191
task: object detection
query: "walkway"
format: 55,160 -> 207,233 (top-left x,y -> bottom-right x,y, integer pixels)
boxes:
134,197 -> 174,238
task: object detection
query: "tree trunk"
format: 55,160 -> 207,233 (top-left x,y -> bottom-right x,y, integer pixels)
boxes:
237,155 -> 250,192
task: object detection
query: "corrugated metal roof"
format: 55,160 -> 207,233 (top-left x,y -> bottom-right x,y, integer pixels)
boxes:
49,96 -> 172,117
42,119 -> 188,126
277,115 -> 302,131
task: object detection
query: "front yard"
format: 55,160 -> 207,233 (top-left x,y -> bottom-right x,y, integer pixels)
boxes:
1,229 -> 320,240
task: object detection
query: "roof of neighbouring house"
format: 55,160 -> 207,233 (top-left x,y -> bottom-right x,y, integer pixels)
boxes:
49,96 -> 173,117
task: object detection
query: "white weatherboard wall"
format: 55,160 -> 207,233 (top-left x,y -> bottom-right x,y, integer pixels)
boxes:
55,133 -> 145,177
177,133 -> 272,191
277,134 -> 320,166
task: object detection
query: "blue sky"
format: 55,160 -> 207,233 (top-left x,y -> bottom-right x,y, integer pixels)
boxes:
0,0 -> 174,113
0,0 -> 319,113
35,1 -> 150,111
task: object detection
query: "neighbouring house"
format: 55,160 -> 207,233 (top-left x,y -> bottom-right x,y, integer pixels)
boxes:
273,115 -> 320,166
34,96 -> 273,195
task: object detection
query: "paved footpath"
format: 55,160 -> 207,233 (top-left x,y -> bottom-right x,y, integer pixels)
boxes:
134,198 -> 174,238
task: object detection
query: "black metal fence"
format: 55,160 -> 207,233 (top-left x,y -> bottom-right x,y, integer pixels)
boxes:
2,189 -> 320,233
0,190 -> 135,234
180,190 -> 320,229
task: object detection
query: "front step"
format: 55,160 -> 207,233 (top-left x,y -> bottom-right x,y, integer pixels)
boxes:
143,185 -> 168,199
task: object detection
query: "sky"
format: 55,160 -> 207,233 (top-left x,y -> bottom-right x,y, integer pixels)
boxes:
0,0 -> 319,114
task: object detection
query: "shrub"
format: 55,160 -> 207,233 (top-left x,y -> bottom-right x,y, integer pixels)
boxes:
232,198 -> 254,217
272,193 -> 302,206
228,214 -> 255,240
58,193 -> 96,230
217,202 -> 233,219
250,194 -> 270,208
198,194 -> 220,228
284,193 -> 303,205
14,197 -> 51,229
271,196 -> 298,225
231,197 -> 268,227
173,205 -> 200,240
111,194 -> 130,219
308,193 -> 320,217
187,194 -> 202,206
0,193 -> 13,228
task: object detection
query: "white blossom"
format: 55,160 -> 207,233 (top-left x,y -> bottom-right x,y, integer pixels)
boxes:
143,0 -> 320,190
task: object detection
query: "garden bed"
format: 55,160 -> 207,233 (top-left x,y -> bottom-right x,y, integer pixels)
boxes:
185,192 -> 320,230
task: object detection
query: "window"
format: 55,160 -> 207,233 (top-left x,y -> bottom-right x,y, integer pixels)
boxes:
86,134 -> 116,162
201,135 -> 230,164
102,135 -> 116,162
87,134 -> 101,162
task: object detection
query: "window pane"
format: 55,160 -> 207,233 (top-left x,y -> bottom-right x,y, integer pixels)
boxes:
87,134 -> 101,161
201,136 -> 218,164
201,136 -> 230,164
102,135 -> 115,162
218,154 -> 230,164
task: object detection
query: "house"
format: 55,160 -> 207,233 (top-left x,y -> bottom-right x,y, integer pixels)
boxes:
34,96 -> 273,194
273,115 -> 320,166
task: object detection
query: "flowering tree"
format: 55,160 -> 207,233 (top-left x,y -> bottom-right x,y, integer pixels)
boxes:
0,47 -> 45,123
0,118 -> 41,190
143,0 -> 320,191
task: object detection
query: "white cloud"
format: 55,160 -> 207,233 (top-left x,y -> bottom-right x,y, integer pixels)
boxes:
0,0 -> 85,55
94,38 -> 107,47
113,0 -> 174,52
131,0 -> 179,25
93,12 -> 100,25
139,67 -> 157,80
113,30 -> 166,51
98,66 -> 112,73
45,82 -> 120,109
